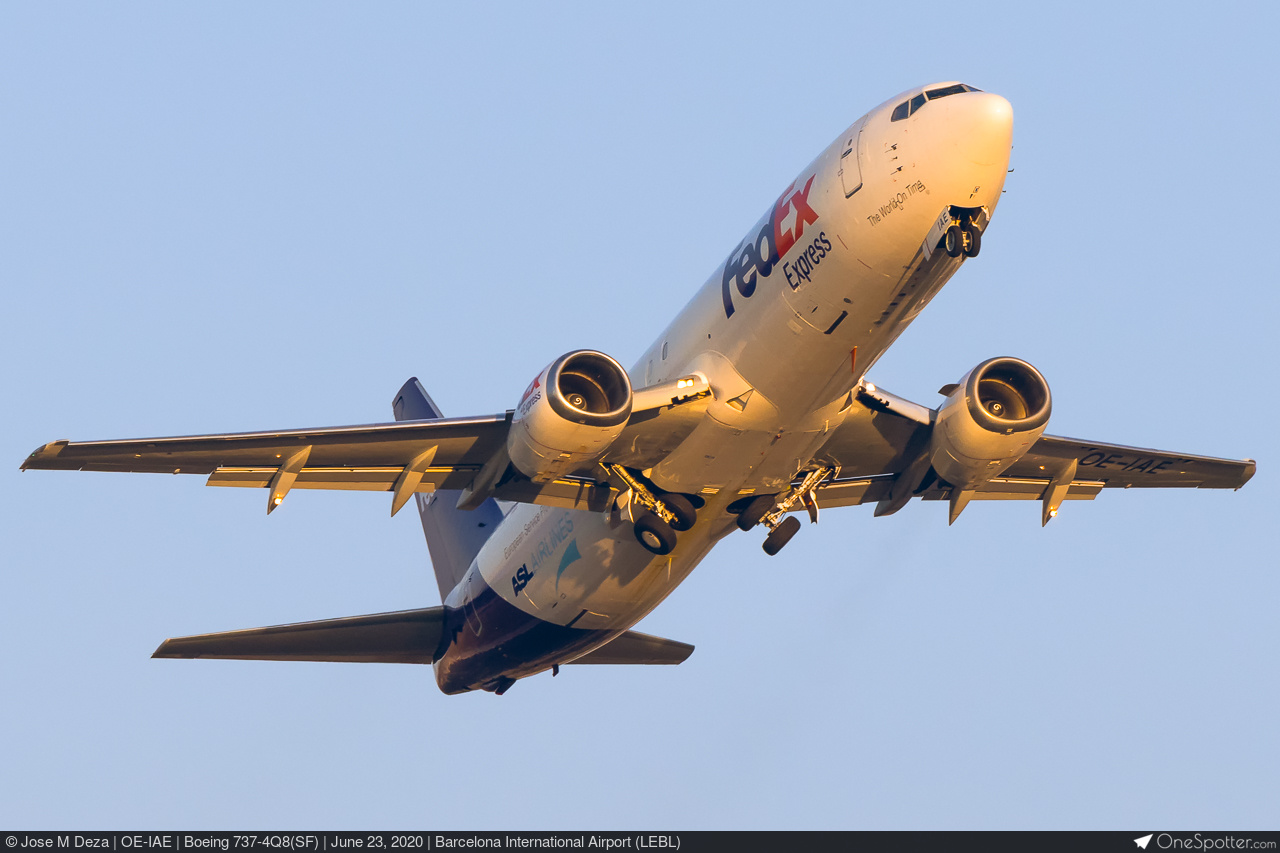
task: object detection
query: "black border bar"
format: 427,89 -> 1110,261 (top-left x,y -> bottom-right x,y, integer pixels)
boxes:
2,832 -> 1279,853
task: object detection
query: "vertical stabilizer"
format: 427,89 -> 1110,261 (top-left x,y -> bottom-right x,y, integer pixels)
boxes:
392,378 -> 505,601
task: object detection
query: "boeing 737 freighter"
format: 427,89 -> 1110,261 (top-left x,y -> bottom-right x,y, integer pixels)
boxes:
22,83 -> 1255,695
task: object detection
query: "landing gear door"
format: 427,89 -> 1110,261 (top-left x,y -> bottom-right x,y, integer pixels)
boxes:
839,118 -> 866,198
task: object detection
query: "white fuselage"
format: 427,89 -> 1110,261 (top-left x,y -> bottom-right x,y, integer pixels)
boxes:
436,83 -> 1014,693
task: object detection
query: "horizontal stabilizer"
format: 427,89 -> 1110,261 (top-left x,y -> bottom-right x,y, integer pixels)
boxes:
566,629 -> 693,666
153,607 -> 448,664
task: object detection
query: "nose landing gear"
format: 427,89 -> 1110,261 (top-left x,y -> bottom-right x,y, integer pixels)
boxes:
943,218 -> 982,259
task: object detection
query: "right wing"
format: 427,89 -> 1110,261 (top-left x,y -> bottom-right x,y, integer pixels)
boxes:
22,413 -> 512,499
20,376 -> 711,514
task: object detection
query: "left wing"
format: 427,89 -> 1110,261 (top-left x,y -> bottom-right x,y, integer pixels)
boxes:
1001,434 -> 1256,490
809,385 -> 1254,521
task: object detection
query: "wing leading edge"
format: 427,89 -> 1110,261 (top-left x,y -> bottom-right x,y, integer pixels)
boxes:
20,375 -> 713,515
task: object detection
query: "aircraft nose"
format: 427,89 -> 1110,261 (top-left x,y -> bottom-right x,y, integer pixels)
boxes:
949,92 -> 1013,167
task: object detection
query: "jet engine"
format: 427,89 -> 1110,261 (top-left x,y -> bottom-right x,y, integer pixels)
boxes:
507,350 -> 633,482
929,357 -> 1051,490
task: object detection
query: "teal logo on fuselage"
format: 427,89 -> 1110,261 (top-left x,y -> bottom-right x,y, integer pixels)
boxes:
555,539 -> 581,588
521,513 -> 575,591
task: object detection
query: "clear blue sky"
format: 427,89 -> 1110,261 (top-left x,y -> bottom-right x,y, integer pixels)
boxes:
3,1 -> 1276,829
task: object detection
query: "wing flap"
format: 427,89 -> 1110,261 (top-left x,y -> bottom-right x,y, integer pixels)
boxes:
813,475 -> 1103,510
494,477 -> 615,512
565,629 -> 694,665
152,607 -> 448,664
205,465 -> 480,492
964,477 -> 1103,501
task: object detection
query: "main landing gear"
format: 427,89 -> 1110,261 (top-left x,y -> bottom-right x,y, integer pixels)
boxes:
943,218 -> 982,259
732,466 -> 835,556
604,464 -> 699,556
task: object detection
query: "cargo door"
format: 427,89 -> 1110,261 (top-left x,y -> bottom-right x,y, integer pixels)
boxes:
839,119 -> 866,198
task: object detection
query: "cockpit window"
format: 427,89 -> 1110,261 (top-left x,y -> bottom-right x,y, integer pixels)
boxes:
926,83 -> 980,99
893,84 -> 981,121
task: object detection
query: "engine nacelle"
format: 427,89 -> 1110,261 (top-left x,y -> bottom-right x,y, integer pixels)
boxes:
507,350 -> 633,482
929,357 -> 1052,490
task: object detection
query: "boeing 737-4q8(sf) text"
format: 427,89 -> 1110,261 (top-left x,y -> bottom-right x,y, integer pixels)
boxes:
22,83 -> 1255,695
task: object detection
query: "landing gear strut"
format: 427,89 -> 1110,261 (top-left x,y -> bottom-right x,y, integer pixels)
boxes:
737,466 -> 835,556
603,464 -> 699,556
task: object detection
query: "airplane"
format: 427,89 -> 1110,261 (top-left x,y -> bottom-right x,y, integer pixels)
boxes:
21,82 -> 1255,696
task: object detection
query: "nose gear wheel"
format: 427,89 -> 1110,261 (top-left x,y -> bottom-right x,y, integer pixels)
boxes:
943,215 -> 983,259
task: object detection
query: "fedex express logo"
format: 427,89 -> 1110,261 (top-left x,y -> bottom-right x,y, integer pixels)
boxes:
518,375 -> 542,417
721,175 -> 826,318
